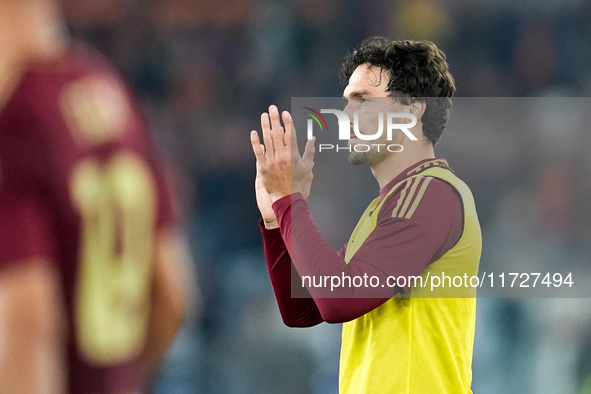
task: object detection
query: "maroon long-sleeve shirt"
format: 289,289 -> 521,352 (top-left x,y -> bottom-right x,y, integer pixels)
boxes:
261,158 -> 463,326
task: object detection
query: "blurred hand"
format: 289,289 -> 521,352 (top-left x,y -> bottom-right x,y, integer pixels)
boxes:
251,105 -> 315,229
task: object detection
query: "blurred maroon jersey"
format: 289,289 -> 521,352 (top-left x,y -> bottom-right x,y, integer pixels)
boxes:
0,44 -> 177,394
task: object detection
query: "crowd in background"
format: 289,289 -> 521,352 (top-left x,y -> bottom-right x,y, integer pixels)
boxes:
62,0 -> 591,393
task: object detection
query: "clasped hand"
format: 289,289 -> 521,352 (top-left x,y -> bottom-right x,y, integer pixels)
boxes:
250,105 -> 315,228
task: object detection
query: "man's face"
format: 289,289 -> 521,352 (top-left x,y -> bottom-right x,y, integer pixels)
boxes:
343,63 -> 406,166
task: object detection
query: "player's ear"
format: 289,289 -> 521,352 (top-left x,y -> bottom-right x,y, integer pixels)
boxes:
409,101 -> 426,121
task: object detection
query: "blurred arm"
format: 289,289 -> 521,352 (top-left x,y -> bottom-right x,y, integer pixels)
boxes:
0,259 -> 65,394
141,228 -> 190,374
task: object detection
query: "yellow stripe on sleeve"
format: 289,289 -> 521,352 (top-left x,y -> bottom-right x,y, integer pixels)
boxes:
396,177 -> 421,218
404,177 -> 433,219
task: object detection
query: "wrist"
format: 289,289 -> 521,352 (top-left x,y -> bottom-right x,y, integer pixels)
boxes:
268,193 -> 305,228
263,219 -> 279,230
269,191 -> 291,204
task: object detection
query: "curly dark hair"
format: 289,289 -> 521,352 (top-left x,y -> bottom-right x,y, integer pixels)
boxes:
341,37 -> 455,146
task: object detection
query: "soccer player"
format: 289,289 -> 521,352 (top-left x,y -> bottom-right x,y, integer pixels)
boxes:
0,0 -> 188,393
251,38 -> 482,393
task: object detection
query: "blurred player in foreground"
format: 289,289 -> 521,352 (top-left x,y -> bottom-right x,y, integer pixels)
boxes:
0,0 -> 188,393
251,38 -> 482,393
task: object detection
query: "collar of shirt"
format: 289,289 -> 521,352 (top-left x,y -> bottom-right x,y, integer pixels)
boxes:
377,158 -> 450,202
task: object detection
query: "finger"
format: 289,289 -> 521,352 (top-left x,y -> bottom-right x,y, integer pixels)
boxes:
260,112 -> 274,158
282,110 -> 292,150
269,105 -> 286,152
250,130 -> 266,164
283,111 -> 302,159
302,137 -> 316,168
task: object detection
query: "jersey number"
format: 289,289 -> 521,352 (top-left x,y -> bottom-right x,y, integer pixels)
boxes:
70,153 -> 156,365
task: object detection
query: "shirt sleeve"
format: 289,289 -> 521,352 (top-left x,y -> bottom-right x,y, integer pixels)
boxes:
0,128 -> 54,268
0,184 -> 55,267
272,177 -> 463,324
260,222 -> 324,327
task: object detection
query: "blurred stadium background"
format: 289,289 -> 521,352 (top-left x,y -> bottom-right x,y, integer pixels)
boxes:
61,0 -> 591,393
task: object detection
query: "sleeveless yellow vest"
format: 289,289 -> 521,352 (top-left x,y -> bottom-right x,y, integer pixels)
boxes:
339,166 -> 482,394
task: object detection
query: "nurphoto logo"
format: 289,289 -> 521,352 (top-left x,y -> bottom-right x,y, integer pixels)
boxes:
303,108 -> 418,153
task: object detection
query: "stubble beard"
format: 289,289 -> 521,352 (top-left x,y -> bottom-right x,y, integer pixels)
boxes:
348,130 -> 400,166
348,148 -> 382,166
